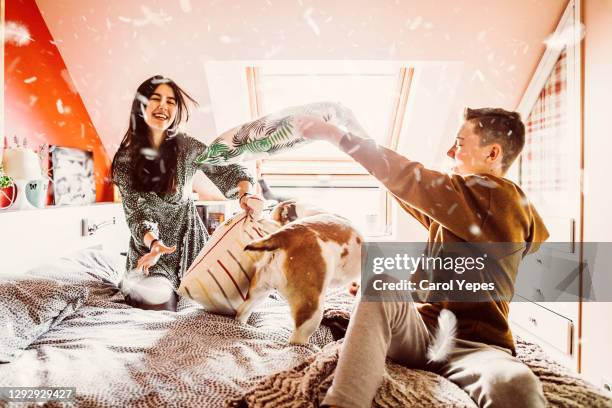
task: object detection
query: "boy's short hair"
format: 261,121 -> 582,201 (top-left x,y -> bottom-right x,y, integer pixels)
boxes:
464,107 -> 526,173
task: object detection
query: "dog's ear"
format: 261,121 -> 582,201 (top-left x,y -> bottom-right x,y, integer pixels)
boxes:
272,200 -> 299,225
282,202 -> 299,224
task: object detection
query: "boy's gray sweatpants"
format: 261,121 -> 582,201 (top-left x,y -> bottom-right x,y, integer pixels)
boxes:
322,297 -> 546,408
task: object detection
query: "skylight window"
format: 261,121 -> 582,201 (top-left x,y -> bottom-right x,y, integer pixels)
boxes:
258,72 -> 397,160
241,63 -> 415,236
204,60 -> 428,237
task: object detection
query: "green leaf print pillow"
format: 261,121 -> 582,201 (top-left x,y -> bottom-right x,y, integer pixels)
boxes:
195,101 -> 369,166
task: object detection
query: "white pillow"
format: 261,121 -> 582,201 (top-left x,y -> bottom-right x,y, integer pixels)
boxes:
178,197 -> 279,315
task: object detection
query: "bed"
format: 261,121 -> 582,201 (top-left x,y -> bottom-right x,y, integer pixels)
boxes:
1,249 -> 611,408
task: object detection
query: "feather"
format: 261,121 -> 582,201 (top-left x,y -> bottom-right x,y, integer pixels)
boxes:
120,271 -> 174,305
427,309 -> 457,363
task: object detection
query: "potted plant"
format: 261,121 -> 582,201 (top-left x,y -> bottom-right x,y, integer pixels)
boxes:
0,164 -> 16,209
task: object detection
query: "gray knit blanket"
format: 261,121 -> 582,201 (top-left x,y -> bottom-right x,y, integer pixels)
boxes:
0,249 -> 337,407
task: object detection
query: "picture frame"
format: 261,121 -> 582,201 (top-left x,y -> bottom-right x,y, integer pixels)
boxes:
49,146 -> 95,206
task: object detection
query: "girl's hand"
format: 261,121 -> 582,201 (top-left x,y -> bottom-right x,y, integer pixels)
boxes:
239,193 -> 263,214
136,242 -> 176,275
293,115 -> 344,144
237,180 -> 255,214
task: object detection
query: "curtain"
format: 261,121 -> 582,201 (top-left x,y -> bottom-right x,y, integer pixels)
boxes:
521,49 -> 568,199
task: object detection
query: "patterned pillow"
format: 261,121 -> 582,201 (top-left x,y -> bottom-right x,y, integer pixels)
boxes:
195,101 -> 369,165
178,197 -> 279,315
0,279 -> 89,363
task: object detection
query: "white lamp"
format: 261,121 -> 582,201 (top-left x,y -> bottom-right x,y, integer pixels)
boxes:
1,148 -> 43,210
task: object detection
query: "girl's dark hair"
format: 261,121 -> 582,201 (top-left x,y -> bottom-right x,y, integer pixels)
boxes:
111,75 -> 198,194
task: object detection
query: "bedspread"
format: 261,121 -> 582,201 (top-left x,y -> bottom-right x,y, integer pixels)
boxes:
2,249 -> 610,408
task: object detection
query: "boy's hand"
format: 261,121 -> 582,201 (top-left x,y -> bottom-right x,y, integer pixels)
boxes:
294,115 -> 344,145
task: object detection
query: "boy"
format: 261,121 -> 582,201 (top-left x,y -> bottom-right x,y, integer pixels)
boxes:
296,108 -> 548,408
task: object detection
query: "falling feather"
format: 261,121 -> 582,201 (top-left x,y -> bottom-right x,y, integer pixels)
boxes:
56,99 -> 65,114
469,224 -> 482,236
304,8 -> 320,36
544,23 -> 585,50
179,0 -> 192,13
427,309 -> 457,363
406,16 -> 423,31
120,271 -> 174,305
4,21 -> 32,46
474,70 -> 485,83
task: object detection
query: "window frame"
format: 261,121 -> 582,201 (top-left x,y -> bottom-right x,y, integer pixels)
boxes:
246,64 -> 415,237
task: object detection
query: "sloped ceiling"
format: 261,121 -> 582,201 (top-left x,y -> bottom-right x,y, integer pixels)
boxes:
33,0 -> 567,160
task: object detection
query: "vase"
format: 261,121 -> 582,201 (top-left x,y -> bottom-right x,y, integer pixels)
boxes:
25,179 -> 49,208
10,179 -> 37,210
0,185 -> 16,209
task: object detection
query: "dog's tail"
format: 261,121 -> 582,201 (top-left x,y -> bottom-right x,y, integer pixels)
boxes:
244,231 -> 285,252
426,309 -> 457,363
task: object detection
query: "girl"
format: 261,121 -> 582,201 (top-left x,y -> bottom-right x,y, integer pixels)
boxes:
112,75 -> 256,311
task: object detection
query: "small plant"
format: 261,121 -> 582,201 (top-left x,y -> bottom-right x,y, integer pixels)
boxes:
0,165 -> 14,189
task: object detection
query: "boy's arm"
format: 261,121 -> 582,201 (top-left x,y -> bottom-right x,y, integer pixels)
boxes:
389,192 -> 433,229
339,133 -> 491,240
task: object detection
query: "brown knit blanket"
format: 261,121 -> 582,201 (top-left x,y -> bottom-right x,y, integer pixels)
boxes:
231,300 -> 612,408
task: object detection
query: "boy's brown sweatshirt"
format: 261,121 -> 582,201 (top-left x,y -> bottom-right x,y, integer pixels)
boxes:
339,133 -> 549,354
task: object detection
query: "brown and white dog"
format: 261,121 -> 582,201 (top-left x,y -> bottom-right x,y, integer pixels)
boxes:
235,200 -> 362,344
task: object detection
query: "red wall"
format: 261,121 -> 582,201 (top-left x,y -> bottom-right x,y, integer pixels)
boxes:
4,0 -> 113,202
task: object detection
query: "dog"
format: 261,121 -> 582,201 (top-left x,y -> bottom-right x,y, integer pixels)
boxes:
235,200 -> 363,344
236,200 -> 458,361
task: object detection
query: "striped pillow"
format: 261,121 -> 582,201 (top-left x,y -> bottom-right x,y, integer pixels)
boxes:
178,197 -> 279,315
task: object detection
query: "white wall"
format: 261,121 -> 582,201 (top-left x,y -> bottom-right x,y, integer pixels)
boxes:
580,0 -> 612,388
0,203 -> 130,276
34,0 -> 567,157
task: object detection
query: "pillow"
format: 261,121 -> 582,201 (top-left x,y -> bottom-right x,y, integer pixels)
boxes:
195,101 -> 369,165
0,279 -> 89,363
178,197 -> 279,315
24,248 -> 126,286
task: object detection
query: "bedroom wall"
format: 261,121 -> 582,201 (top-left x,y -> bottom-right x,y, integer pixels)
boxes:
4,0 -> 113,201
580,0 -> 612,388
33,0 -> 567,160
25,0 -> 567,241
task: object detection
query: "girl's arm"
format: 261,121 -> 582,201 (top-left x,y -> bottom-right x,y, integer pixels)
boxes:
186,135 -> 254,199
113,152 -> 161,249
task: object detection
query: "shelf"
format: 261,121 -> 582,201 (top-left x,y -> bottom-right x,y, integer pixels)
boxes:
0,201 -> 121,215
